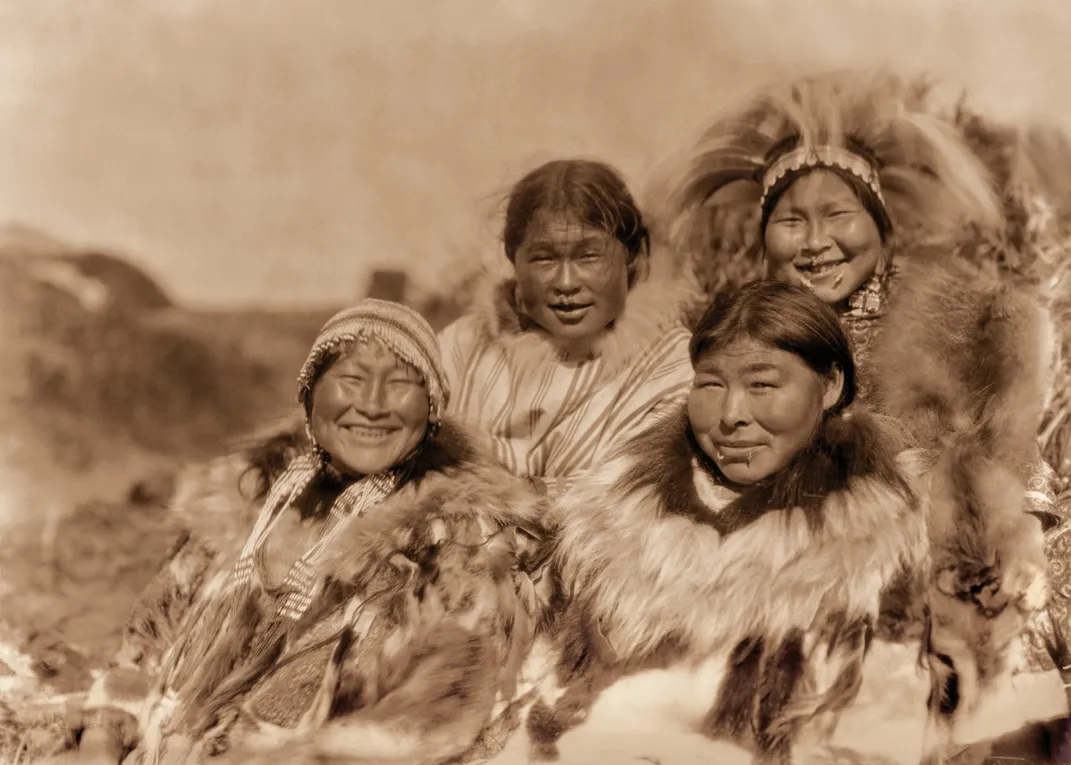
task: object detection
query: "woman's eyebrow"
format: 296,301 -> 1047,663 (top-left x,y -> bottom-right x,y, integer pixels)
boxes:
742,362 -> 780,374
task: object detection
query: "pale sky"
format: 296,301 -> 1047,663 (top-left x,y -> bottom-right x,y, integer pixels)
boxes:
1,0 -> 1069,308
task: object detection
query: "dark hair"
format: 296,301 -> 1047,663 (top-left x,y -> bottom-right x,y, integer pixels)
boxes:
758,135 -> 892,243
689,280 -> 856,414
503,159 -> 650,274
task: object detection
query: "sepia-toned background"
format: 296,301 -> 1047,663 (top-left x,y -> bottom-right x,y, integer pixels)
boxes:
2,0 -> 1070,758
3,0 -> 1071,308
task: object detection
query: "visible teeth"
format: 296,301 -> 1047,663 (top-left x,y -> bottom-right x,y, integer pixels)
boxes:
344,426 -> 391,438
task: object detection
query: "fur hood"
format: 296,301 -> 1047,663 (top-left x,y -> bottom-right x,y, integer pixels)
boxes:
454,241 -> 700,379
553,404 -> 928,665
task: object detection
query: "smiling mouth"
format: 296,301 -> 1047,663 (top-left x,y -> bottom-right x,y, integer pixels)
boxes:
796,254 -> 845,274
795,259 -> 847,287
341,424 -> 397,441
548,303 -> 593,323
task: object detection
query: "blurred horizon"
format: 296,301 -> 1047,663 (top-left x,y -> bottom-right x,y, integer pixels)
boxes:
3,0 -> 1071,309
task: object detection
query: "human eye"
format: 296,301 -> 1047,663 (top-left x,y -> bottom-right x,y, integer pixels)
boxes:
749,379 -> 779,390
527,247 -> 556,262
386,375 -> 419,390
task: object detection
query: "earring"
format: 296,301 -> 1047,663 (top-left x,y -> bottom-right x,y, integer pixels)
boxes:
513,283 -> 526,316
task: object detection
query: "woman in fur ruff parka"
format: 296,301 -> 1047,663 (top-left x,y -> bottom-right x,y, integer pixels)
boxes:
515,282 -> 1047,765
49,300 -> 551,765
438,159 -> 698,500
517,282 -> 928,764
664,69 -> 1067,734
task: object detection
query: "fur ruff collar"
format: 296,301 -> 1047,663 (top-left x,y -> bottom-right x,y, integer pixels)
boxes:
171,417 -> 546,571
460,244 -> 699,379
553,405 -> 928,664
307,427 -> 548,588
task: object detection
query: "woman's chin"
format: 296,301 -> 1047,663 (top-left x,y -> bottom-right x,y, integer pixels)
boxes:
807,278 -> 864,306
331,449 -> 404,477
717,463 -> 767,487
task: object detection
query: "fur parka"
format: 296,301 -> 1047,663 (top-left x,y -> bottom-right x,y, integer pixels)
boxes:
77,418 -> 554,765
522,405 -> 930,764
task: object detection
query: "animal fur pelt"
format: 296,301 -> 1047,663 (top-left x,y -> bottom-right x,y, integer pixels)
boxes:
866,253 -> 1055,764
109,407 -> 312,678
455,238 -> 700,377
82,418 -> 554,765
525,405 -> 927,763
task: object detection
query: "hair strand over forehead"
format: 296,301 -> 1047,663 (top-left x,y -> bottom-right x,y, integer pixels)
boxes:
503,158 -> 651,269
690,280 -> 857,413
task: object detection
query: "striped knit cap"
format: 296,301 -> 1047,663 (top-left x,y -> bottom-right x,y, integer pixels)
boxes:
296,299 -> 449,423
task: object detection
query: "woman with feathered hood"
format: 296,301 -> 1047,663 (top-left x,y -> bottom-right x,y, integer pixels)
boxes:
663,70 -> 1068,720
44,299 -> 552,765
438,158 -> 699,500
517,281 -> 1049,765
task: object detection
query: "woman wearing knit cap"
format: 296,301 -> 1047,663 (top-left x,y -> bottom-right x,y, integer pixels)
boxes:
49,299 -> 552,765
438,158 -> 698,501
664,70 -> 1065,758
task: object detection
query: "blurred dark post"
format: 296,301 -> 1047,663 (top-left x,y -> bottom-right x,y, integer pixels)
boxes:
365,269 -> 409,304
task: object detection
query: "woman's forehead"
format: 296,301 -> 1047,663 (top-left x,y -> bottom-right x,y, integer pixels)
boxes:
333,338 -> 418,375
696,338 -> 797,371
523,211 -> 612,247
778,169 -> 860,207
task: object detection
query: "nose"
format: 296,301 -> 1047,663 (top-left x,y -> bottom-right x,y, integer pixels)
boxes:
720,387 -> 752,430
802,220 -> 833,257
353,379 -> 389,419
552,260 -> 581,295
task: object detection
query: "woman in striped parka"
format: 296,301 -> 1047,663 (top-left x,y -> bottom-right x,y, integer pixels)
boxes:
438,158 -> 699,502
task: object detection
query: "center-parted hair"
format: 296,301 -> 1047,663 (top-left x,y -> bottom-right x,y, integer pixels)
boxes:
502,159 -> 650,279
689,280 -> 856,414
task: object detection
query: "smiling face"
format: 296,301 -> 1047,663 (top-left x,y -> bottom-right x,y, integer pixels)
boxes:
763,169 -> 884,306
513,213 -> 630,342
688,338 -> 843,486
309,339 -> 430,476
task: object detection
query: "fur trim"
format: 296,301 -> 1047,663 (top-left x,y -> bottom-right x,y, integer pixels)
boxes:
552,405 -> 925,665
664,69 -> 1004,259
863,263 -> 1056,761
869,253 -> 1057,464
458,240 -> 700,378
156,417 -> 551,764
526,406 -> 928,758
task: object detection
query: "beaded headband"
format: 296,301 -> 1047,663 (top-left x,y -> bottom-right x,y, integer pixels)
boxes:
759,145 -> 886,211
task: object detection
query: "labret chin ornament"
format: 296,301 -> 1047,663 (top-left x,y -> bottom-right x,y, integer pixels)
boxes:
715,448 -> 755,466
798,266 -> 844,291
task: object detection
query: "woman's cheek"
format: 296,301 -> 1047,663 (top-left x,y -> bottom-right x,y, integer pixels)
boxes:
763,228 -> 803,269
688,388 -> 721,432
751,390 -> 808,435
835,218 -> 875,254
310,378 -> 348,422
